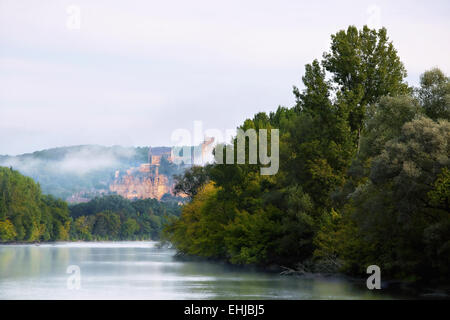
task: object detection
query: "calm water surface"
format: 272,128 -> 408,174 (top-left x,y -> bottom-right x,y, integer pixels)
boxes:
0,241 -> 396,299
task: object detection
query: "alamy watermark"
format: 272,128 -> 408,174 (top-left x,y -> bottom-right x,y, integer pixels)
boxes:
170,121 -> 279,175
366,265 -> 381,290
366,4 -> 381,30
66,265 -> 81,290
66,5 -> 81,30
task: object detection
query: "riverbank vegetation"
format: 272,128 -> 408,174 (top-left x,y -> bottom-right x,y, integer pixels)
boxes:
69,195 -> 180,240
163,25 -> 450,285
0,167 -> 180,242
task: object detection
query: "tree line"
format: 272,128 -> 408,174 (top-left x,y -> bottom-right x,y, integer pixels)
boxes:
163,25 -> 449,284
69,195 -> 180,240
0,167 -> 180,242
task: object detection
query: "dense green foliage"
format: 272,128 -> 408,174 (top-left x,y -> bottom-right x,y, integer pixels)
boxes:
0,167 -> 70,242
416,68 -> 450,120
173,165 -> 211,199
164,25 -> 450,284
0,167 -> 181,242
69,195 -> 181,240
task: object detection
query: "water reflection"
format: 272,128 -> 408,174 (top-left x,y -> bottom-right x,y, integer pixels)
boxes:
0,242 -> 394,300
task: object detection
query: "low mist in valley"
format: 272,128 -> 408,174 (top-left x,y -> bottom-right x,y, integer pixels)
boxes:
0,145 -> 153,199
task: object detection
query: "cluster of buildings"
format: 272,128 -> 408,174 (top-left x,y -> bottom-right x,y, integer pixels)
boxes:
109,138 -> 215,200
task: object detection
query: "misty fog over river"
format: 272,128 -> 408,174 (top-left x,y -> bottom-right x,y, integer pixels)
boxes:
0,242 -> 397,300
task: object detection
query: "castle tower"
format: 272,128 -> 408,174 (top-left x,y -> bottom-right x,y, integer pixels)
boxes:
201,136 -> 215,164
148,146 -> 152,164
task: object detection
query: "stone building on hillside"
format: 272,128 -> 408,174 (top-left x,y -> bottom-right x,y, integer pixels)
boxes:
109,139 -> 214,201
109,147 -> 173,200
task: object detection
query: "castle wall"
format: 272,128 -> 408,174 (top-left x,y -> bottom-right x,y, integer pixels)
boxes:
109,171 -> 172,200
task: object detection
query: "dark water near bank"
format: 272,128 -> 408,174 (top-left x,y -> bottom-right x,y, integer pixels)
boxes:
0,241 -> 403,299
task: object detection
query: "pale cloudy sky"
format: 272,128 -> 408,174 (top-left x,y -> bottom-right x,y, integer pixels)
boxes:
0,0 -> 449,155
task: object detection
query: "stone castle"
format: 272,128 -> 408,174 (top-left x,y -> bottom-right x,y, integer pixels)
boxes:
109,147 -> 173,200
109,138 -> 215,200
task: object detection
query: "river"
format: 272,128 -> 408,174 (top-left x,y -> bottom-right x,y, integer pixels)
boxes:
0,241 -> 399,300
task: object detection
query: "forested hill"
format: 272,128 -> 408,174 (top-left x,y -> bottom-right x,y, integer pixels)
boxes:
0,145 -> 171,199
0,167 -> 181,242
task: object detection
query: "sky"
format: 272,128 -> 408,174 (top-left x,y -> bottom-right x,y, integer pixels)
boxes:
0,0 -> 449,155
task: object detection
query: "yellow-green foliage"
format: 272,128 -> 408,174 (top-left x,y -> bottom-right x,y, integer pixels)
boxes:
0,167 -> 70,242
0,219 -> 17,241
165,182 -> 225,257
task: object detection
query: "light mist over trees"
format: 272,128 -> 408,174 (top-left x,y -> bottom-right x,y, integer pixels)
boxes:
0,145 -> 171,199
0,167 -> 181,242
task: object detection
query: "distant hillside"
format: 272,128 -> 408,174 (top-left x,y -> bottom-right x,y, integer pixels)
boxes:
0,167 -> 181,242
0,145 -> 173,200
